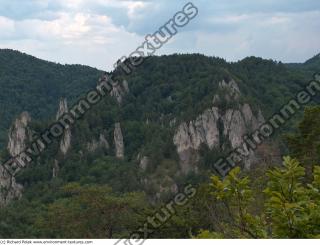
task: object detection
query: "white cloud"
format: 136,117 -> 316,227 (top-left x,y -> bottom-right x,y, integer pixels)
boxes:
0,16 -> 15,38
0,0 -> 319,70
0,9 -> 143,70
191,11 -> 320,63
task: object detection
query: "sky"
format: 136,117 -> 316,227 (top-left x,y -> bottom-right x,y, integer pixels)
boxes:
0,0 -> 319,71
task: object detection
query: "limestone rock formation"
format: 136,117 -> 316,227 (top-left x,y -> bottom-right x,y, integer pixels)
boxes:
7,112 -> 31,157
139,156 -> 149,171
0,164 -> 23,206
1,112 -> 31,206
60,131 -> 71,155
56,98 -> 68,120
173,107 -> 220,153
52,99 -> 71,178
156,176 -> 179,200
87,133 -> 110,152
52,160 -> 59,178
218,79 -> 240,100
56,98 -> 71,155
173,79 -> 265,173
114,123 -> 124,159
110,81 -> 130,104
97,73 -> 129,104
122,80 -> 130,93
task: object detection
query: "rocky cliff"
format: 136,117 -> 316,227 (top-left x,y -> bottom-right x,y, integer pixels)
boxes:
0,112 -> 31,206
7,112 -> 31,157
56,98 -> 71,155
52,99 -> 72,178
0,164 -> 23,206
173,79 -> 265,173
87,133 -> 110,152
114,123 -> 124,159
98,73 -> 129,104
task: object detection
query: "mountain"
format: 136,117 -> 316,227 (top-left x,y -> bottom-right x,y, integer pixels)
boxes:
0,51 -> 319,238
303,53 -> 320,70
0,49 -> 102,146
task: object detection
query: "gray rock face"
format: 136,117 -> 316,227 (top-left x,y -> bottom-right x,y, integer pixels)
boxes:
60,130 -> 71,155
122,80 -> 130,93
173,108 -> 220,174
52,99 -> 71,178
56,98 -> 71,155
173,79 -> 265,173
156,176 -> 179,200
87,134 -> 110,152
114,123 -> 124,159
0,164 -> 23,206
139,156 -> 149,171
56,98 -> 68,120
7,112 -> 31,157
219,79 -> 240,100
52,159 -> 59,178
1,112 -> 31,206
110,83 -> 125,104
223,109 -> 246,149
173,108 -> 220,153
98,74 -> 129,104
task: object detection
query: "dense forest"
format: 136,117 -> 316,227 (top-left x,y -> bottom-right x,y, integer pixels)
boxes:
0,49 -> 319,238
0,49 -> 102,146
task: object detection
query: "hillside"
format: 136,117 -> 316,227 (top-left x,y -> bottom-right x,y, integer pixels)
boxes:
0,52 -> 319,238
0,49 -> 102,146
303,53 -> 320,70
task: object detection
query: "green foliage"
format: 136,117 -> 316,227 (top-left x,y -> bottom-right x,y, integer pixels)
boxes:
195,230 -> 224,239
197,157 -> 320,238
35,183 -> 148,238
0,49 -> 102,146
287,106 -> 320,177
208,167 -> 267,238
265,157 -> 320,238
0,52 -> 319,239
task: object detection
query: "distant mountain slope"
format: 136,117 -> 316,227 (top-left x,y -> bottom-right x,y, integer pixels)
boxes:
285,53 -> 320,75
117,54 -> 313,121
303,53 -> 320,70
0,49 -> 102,145
0,52 -> 320,238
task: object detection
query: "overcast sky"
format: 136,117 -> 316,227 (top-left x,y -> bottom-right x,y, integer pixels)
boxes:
0,0 -> 319,71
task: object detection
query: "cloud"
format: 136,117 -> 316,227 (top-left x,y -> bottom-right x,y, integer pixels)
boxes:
0,9 -> 143,70
0,16 -> 15,38
0,0 -> 319,70
187,10 -> 320,63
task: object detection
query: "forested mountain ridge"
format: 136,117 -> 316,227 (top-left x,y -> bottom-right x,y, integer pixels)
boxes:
285,53 -> 320,72
0,50 -> 319,238
0,49 -> 102,146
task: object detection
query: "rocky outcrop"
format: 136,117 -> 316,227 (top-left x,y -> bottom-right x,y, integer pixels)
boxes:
1,112 -> 31,206
122,80 -> 130,93
110,81 -> 130,104
219,79 -> 240,99
114,123 -> 124,159
157,183 -> 178,198
7,112 -> 31,157
173,108 -> 220,153
56,98 -> 71,155
52,160 -> 59,178
52,99 -> 71,178
56,99 -> 68,120
156,176 -> 179,200
59,131 -> 71,155
0,164 -> 23,206
98,73 -> 129,104
139,156 -> 149,171
173,79 -> 265,173
87,133 -> 110,152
